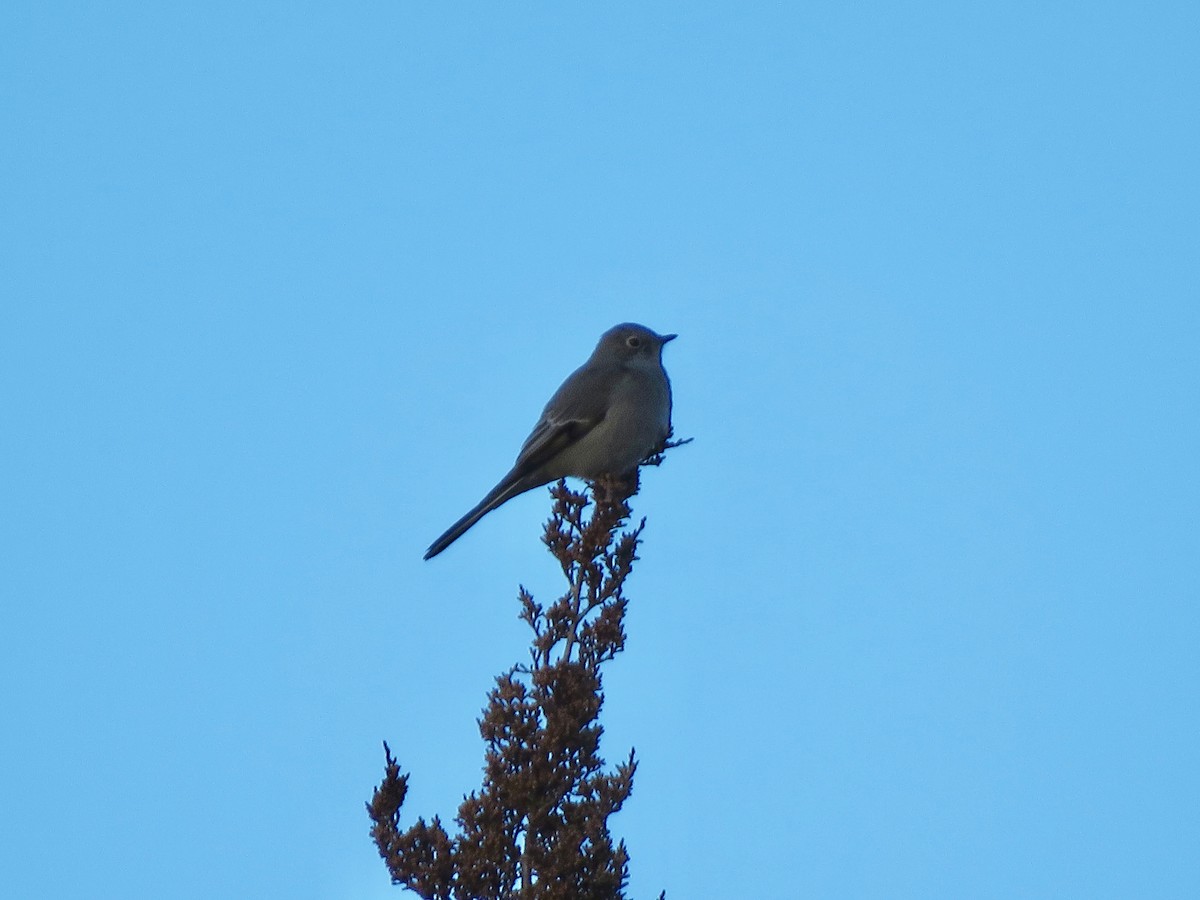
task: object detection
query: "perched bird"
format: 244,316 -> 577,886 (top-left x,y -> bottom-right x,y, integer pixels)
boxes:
424,322 -> 676,560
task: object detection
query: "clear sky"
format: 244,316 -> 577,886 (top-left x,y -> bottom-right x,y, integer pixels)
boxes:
3,3 -> 1198,898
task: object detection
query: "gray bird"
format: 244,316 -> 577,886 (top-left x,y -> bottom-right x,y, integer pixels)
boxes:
424,323 -> 676,560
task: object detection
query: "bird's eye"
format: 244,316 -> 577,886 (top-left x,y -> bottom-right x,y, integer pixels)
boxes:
626,336 -> 642,349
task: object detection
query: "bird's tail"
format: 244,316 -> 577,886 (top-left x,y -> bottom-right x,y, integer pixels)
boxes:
423,474 -> 537,560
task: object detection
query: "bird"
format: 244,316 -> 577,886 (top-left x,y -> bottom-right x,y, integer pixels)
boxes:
424,322 -> 676,560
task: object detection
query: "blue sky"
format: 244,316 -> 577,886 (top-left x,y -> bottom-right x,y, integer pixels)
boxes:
2,3 -> 1198,898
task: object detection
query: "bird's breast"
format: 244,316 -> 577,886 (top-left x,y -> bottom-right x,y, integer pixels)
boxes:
547,368 -> 671,479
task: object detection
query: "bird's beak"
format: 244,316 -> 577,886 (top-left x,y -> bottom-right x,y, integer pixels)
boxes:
660,333 -> 678,344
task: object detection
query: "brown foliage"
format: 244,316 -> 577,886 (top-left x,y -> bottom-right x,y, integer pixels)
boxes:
368,467 -> 676,899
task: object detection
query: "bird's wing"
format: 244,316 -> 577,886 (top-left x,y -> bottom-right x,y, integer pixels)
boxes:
511,361 -> 618,477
